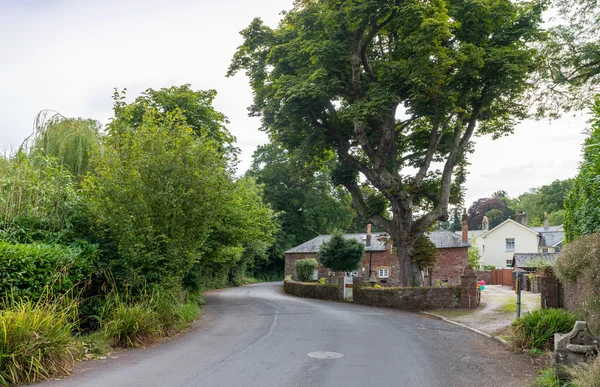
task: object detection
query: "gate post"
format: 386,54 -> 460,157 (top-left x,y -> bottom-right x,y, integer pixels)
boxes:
461,265 -> 478,309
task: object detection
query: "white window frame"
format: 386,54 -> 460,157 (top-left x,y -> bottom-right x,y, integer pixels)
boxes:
542,247 -> 549,253
378,268 -> 389,278
505,238 -> 515,251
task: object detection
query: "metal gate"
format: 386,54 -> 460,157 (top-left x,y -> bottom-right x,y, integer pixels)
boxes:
344,276 -> 353,299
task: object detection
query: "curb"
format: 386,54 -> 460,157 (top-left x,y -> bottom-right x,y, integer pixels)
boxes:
420,312 -> 509,347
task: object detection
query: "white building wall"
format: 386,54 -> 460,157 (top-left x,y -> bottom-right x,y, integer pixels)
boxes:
473,221 -> 539,268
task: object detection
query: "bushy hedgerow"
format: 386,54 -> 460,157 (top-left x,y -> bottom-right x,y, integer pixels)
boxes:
0,241 -> 96,301
555,234 -> 600,332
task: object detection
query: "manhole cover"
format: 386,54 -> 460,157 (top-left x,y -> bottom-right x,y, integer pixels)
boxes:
307,351 -> 344,359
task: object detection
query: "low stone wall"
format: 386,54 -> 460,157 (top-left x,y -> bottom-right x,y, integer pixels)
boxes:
284,279 -> 343,301
353,285 -> 460,311
475,270 -> 492,284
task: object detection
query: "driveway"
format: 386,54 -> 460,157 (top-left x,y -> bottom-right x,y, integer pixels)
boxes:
39,282 -> 539,387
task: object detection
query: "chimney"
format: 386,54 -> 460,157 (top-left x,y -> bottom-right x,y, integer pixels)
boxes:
520,211 -> 528,226
462,209 -> 468,243
543,212 -> 549,230
482,215 -> 489,231
366,224 -> 372,247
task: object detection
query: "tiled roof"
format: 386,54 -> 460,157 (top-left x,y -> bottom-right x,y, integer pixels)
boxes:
539,231 -> 565,247
513,253 -> 559,269
285,230 -> 468,254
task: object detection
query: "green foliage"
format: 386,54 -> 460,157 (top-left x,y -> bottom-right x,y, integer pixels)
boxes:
565,99 -> 600,241
84,107 -> 230,292
27,111 -> 102,180
111,85 -> 237,158
518,179 -> 573,227
229,0 -> 544,286
555,234 -> 600,332
318,232 -> 365,273
523,257 -> 554,271
468,198 -> 509,230
509,308 -> 578,352
410,236 -> 438,271
102,301 -> 160,348
247,143 -> 354,277
485,209 -> 506,229
0,298 -> 79,386
535,0 -> 600,116
295,259 -> 318,282
0,241 -> 96,301
468,245 -> 482,268
0,153 -> 79,238
529,367 -> 564,387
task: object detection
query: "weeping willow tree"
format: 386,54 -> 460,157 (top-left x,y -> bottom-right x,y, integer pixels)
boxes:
22,109 -> 102,180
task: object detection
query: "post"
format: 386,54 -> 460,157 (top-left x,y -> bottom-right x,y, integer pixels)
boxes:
515,272 -> 521,318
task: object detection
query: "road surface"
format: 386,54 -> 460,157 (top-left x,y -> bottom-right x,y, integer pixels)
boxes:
40,282 -> 538,387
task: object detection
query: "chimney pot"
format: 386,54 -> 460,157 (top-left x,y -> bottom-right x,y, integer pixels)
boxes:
366,224 -> 372,246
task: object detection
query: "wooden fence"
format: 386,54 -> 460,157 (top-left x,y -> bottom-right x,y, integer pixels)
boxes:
491,268 -> 513,286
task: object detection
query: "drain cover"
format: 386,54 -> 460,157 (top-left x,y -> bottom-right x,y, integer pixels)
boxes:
307,351 -> 344,359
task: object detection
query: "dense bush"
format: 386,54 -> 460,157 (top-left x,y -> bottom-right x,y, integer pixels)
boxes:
295,259 -> 318,282
318,232 -> 364,272
510,308 -> 578,352
0,241 -> 96,300
0,298 -> 79,385
570,357 -> 600,387
565,97 -> 600,242
555,234 -> 600,332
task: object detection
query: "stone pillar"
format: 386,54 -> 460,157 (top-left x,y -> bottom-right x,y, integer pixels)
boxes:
540,267 -> 560,309
337,276 -> 345,301
461,265 -> 478,309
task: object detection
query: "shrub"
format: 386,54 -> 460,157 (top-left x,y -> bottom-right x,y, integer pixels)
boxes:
510,308 -> 578,352
529,367 -> 563,387
0,241 -> 96,301
318,232 -> 364,273
296,259 -> 318,282
555,234 -> 600,332
150,290 -> 200,336
0,298 -> 79,385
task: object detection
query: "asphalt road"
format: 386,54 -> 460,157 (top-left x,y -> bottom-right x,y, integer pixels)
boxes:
39,282 -> 538,387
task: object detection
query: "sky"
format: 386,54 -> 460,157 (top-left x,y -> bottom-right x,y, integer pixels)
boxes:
0,0 -> 590,207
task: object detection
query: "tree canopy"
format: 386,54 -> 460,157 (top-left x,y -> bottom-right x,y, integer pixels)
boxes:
229,0 -> 545,285
535,0 -> 600,115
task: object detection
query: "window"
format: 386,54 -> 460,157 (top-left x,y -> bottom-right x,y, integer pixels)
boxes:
378,268 -> 389,278
505,238 -> 515,251
542,248 -> 549,253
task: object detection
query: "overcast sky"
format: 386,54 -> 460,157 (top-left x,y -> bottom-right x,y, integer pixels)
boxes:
0,0 -> 590,206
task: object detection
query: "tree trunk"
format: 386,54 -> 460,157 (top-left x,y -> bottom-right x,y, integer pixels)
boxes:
396,242 -> 422,287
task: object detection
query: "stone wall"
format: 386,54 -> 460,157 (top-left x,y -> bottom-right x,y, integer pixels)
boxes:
475,270 -> 492,285
353,285 -> 460,311
283,279 -> 343,301
428,247 -> 469,285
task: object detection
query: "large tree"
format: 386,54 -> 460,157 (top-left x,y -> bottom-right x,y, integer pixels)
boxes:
534,0 -> 600,115
468,198 -> 509,230
229,0 -> 544,285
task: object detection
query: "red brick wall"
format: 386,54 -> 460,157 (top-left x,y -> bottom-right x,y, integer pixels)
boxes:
285,246 -> 468,286
285,250 -> 400,286
427,247 -> 469,285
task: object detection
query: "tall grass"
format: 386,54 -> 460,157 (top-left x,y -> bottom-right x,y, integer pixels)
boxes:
101,290 -> 201,348
0,297 -> 79,386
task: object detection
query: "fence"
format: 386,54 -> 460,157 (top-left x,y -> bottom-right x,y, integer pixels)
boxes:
491,268 -> 513,286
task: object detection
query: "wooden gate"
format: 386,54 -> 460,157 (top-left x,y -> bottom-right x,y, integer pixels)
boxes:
491,269 -> 514,286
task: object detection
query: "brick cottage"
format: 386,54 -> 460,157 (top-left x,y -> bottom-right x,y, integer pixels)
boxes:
285,218 -> 470,286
